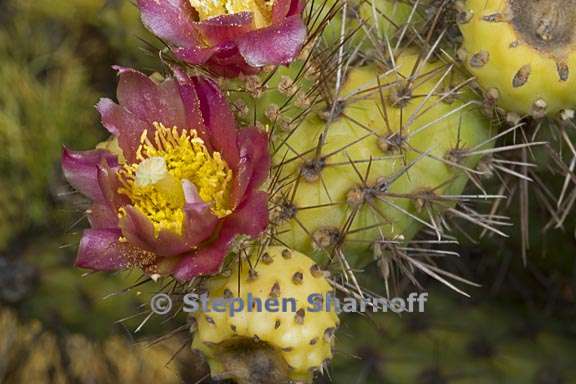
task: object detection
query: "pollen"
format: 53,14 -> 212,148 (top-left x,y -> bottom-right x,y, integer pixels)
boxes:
117,122 -> 233,236
189,0 -> 274,28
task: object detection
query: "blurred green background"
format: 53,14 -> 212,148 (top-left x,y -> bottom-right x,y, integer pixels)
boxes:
0,0 -> 575,383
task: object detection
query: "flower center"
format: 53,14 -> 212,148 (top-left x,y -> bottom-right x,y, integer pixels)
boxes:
189,0 -> 274,28
117,122 -> 233,236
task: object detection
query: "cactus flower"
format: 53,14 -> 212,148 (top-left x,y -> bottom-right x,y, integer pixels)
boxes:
62,67 -> 270,281
137,0 -> 307,77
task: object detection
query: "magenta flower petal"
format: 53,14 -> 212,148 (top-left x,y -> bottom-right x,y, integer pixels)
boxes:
271,0 -> 293,21
87,202 -> 119,229
117,206 -> 157,252
173,67 -> 209,134
193,76 -> 241,167
237,16 -> 307,67
172,240 -> 228,280
238,128 -> 271,191
119,206 -> 193,257
173,45 -> 220,66
173,67 -> 212,146
114,67 -> 187,130
96,98 -> 147,163
137,0 -> 200,48
230,128 -> 270,207
173,190 -> 269,280
177,44 -> 261,77
61,147 -> 118,202
272,0 -> 303,22
181,180 -> 220,243
226,190 -> 269,238
98,68 -> 189,162
76,229 -> 129,271
96,160 -> 129,211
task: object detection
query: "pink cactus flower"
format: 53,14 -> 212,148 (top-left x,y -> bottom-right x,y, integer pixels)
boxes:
137,0 -> 307,77
62,67 -> 270,281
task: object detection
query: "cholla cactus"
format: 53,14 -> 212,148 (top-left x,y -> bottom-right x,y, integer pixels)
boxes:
52,0 -> 576,383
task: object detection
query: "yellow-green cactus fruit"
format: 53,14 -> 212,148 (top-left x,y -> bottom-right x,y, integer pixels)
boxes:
191,246 -> 339,384
458,0 -> 576,117
269,50 -> 492,267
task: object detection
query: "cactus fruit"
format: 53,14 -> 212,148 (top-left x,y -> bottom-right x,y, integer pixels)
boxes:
191,246 -> 339,384
457,0 -> 576,117
263,50 -> 494,268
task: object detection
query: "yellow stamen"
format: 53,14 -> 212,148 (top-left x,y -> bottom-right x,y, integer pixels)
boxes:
189,0 -> 275,28
117,122 -> 233,236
